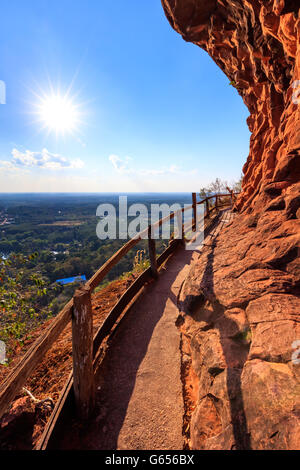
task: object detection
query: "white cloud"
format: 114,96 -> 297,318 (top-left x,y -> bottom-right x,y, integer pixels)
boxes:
0,148 -> 85,171
108,154 -> 198,177
0,160 -> 15,169
0,160 -> 29,174
109,154 -> 130,173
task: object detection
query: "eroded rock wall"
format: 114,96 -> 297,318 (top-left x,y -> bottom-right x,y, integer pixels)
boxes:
162,0 -> 300,450
162,0 -> 300,214
178,210 -> 300,449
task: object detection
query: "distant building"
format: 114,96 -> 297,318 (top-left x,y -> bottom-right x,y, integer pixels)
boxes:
55,275 -> 87,286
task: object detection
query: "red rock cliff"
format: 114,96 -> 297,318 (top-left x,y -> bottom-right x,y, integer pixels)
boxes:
162,0 -> 300,214
162,0 -> 300,450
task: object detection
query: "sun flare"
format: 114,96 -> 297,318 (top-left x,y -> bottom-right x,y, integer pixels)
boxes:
37,92 -> 81,135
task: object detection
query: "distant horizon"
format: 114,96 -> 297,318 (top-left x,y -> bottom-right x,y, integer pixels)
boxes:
0,191 -> 193,195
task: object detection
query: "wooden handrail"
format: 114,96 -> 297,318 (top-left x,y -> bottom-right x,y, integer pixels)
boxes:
199,192 -> 239,202
36,240 -> 183,450
0,191 -> 239,420
87,236 -> 141,291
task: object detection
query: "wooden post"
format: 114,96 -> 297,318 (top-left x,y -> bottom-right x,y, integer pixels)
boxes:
192,193 -> 197,230
179,211 -> 185,246
215,195 -> 219,212
232,191 -> 236,205
148,225 -> 158,278
226,186 -> 233,208
174,209 -> 185,246
205,198 -> 210,219
72,286 -> 95,421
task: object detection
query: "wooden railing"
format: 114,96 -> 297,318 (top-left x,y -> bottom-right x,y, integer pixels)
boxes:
0,192 -> 238,423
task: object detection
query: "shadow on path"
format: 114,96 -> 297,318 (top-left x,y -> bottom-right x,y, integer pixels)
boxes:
50,209 -> 237,450
56,248 -> 194,450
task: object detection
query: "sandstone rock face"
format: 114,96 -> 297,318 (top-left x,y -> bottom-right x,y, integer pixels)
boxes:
178,212 -> 300,449
162,0 -> 300,449
162,0 -> 300,214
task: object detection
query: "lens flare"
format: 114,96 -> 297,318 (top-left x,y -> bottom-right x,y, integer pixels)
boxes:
37,93 -> 80,134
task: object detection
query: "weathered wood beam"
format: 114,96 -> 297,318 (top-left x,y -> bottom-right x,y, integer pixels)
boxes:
72,287 -> 95,421
148,225 -> 158,279
192,193 -> 197,230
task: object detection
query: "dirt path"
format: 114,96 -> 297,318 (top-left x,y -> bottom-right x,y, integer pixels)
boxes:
56,210 -> 233,450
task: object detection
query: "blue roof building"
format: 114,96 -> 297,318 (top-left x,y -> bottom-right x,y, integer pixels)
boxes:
56,275 -> 87,286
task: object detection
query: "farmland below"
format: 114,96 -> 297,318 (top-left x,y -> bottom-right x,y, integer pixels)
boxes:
0,192 -> 192,357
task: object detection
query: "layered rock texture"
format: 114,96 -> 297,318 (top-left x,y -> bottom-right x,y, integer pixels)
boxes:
162,0 -> 300,449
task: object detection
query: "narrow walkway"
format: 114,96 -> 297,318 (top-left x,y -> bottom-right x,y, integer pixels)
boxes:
59,209 -> 233,450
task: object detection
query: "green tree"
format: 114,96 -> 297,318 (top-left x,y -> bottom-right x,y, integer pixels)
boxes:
200,176 -> 242,196
233,173 -> 243,192
0,254 -> 56,349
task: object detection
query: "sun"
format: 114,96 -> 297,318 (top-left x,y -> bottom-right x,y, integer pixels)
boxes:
36,92 -> 81,135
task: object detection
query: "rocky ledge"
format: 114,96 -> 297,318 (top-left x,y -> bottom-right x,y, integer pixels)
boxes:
162,0 -> 300,449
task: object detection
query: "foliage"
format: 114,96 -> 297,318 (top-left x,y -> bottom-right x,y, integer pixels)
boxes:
0,254 -> 58,350
234,327 -> 252,345
200,176 -> 243,197
229,80 -> 243,92
133,249 -> 150,273
232,173 -> 243,192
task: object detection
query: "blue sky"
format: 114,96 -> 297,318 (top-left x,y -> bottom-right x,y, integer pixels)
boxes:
0,0 -> 250,192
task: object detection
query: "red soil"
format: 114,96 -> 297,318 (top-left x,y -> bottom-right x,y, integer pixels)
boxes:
0,274 -> 137,449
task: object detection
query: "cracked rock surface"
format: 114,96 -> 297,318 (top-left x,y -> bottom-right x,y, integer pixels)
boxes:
178,211 -> 299,449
